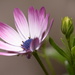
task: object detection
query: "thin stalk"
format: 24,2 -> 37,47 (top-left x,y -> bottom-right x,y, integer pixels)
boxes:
66,36 -> 75,75
33,51 -> 49,75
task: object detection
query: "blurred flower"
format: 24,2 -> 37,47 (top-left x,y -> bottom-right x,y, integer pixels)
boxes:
0,7 -> 54,58
61,16 -> 74,38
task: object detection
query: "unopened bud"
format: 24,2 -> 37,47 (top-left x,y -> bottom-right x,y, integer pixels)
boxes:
61,17 -> 74,38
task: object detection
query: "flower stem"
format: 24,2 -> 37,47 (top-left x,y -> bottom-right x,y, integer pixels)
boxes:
66,36 -> 75,75
33,51 -> 49,75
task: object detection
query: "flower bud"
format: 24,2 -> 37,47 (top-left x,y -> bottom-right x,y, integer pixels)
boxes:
61,17 -> 74,38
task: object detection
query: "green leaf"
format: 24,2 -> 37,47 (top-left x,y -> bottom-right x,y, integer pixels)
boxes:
71,46 -> 75,66
49,37 -> 68,59
72,38 -> 75,47
68,34 -> 75,48
45,47 -> 66,64
71,46 -> 75,58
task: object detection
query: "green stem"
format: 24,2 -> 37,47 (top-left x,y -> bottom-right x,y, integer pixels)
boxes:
66,36 -> 75,75
33,51 -> 49,75
44,55 -> 56,75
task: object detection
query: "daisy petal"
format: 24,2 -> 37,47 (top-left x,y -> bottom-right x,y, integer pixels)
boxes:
0,22 -> 22,46
30,38 -> 39,51
0,41 -> 23,52
28,7 -> 42,38
32,9 -> 40,38
41,14 -> 50,33
0,52 -> 18,56
34,7 -> 46,38
38,14 -> 50,40
39,7 -> 46,22
28,7 -> 36,38
13,8 -> 29,39
42,19 -> 54,41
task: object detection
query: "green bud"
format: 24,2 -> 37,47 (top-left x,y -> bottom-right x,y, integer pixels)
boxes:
61,17 -> 74,38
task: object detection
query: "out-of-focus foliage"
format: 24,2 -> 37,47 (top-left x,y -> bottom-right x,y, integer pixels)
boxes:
45,47 -> 66,64
49,37 -> 68,59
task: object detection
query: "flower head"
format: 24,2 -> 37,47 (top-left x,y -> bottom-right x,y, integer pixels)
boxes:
0,7 -> 54,58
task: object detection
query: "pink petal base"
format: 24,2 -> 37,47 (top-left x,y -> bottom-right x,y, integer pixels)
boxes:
30,38 -> 39,51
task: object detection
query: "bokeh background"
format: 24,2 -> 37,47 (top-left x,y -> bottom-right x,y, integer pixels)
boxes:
0,0 -> 75,75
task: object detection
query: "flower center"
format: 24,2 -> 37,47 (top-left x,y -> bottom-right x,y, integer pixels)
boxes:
22,39 -> 33,50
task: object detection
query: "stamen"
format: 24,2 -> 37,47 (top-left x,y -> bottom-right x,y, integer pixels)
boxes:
21,39 -> 33,50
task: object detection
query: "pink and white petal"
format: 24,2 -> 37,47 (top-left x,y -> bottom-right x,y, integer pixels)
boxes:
36,44 -> 41,50
35,7 -> 46,29
0,22 -> 22,46
28,7 -> 36,38
38,14 -> 50,40
34,7 -> 47,38
0,41 -> 23,52
33,10 -> 41,37
18,50 -> 26,54
28,7 -> 43,38
15,22 -> 26,41
30,38 -> 39,51
41,14 -> 50,33
34,7 -> 46,37
42,19 -> 54,41
39,7 -> 46,22
0,52 -> 18,56
13,8 -> 29,39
